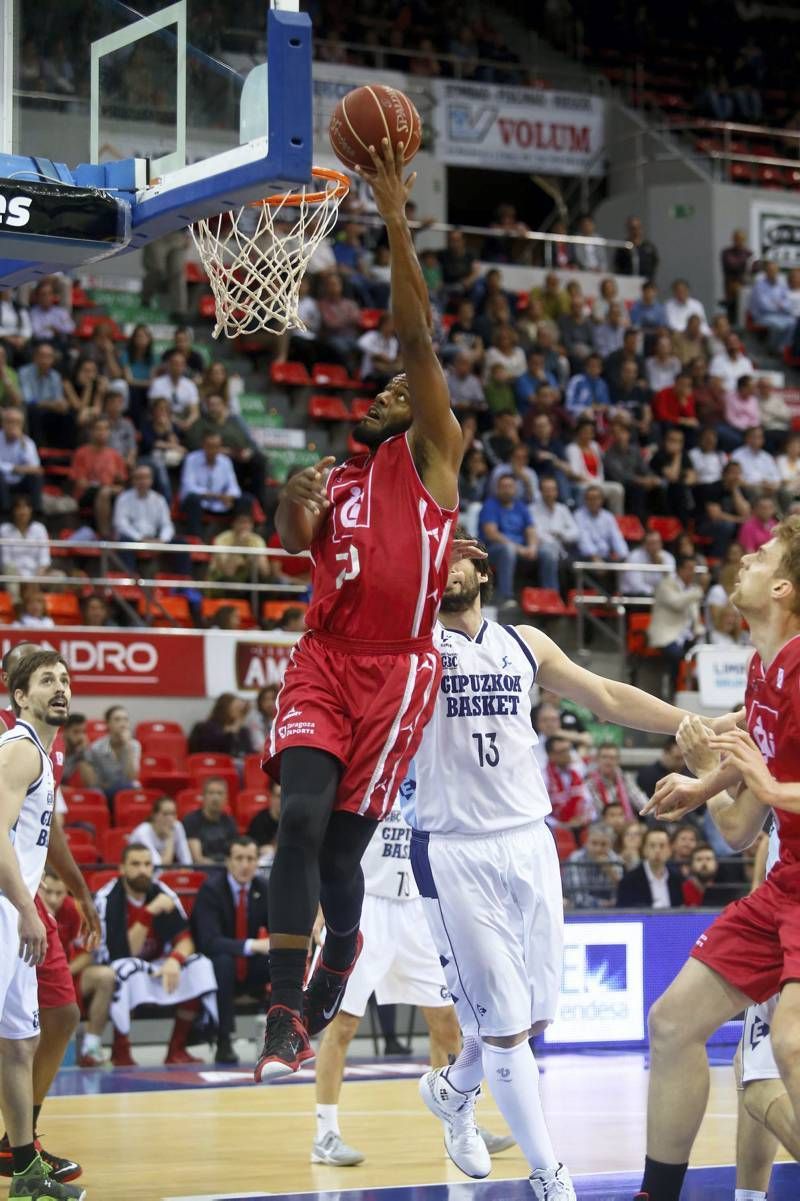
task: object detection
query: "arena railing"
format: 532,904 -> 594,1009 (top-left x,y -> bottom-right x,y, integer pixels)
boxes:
0,537 -> 310,627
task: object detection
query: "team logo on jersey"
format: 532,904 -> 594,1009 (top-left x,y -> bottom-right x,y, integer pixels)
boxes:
749,1013 -> 770,1050
751,705 -> 777,762
500,655 -> 510,670
282,707 -> 303,721
330,465 -> 374,543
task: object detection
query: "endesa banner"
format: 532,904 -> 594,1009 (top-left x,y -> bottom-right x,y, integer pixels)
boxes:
433,80 -> 606,176
0,629 -> 300,697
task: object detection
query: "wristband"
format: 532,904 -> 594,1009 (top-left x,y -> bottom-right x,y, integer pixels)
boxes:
168,950 -> 186,967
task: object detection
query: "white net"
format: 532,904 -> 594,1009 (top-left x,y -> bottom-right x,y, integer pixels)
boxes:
190,168 -> 350,340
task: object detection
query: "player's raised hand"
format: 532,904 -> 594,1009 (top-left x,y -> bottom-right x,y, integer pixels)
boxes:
356,137 -> 416,222
641,772 -> 708,822
18,901 -> 47,966
677,714 -> 720,778
282,457 -> 335,518
450,537 -> 488,564
709,727 -> 775,805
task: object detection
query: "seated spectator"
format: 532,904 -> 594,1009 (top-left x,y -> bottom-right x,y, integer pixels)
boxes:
603,416 -> 662,513
636,737 -> 686,801
590,277 -> 621,324
459,446 -> 490,521
488,443 -> 539,504
527,413 -> 574,504
199,363 -> 245,421
190,836 -> 270,1065
559,294 -> 594,369
748,260 -> 795,353
438,229 -> 482,302
604,328 -> 644,394
708,334 -> 755,396
720,229 -> 752,324
621,820 -> 647,872
563,822 -> 623,909
648,555 -> 707,681
446,350 -> 486,415
698,460 -> 752,558
483,409 -> 521,468
29,279 -> 75,352
183,777 -> 239,865
130,796 -> 192,868
630,281 -> 667,344
514,348 -> 559,415
695,377 -> 729,440
731,425 -> 780,498
113,463 -> 175,550
575,482 -> 628,562
665,278 -> 710,335
19,341 -> 72,447
179,432 -> 242,538
601,800 -> 629,854
573,213 -> 607,272
277,607 -> 305,633
672,314 -> 709,367
246,687 -> 279,752
707,314 -> 732,360
710,602 -> 748,647
567,422 -> 625,514
139,396 -> 186,499
70,415 -> 129,538
757,378 -> 791,452
565,353 -> 610,422
148,350 -> 200,433
645,333 -> 681,393
722,375 -> 761,446
544,736 -> 593,830
681,844 -> 732,906
529,272 -> 569,324
82,593 -> 115,627
585,743 -> 646,819
531,476 -> 579,584
778,432 -> 800,509
160,327 -> 206,380
445,298 -> 485,367
0,286 -> 33,366
479,473 -> 540,604
0,494 -> 50,592
87,704 -> 141,801
185,394 -> 267,512
615,215 -> 659,278
669,825 -> 700,878
104,385 -> 138,471
484,204 -> 531,265
592,302 -> 628,360
649,426 -> 697,524
0,407 -> 43,512
120,323 -> 155,421
608,358 -> 653,439
84,322 -> 126,393
357,313 -> 402,389
188,693 -> 253,760
62,713 -> 98,787
739,495 -> 778,553
12,583 -> 54,628
93,843 -> 216,1067
616,828 -> 684,908
689,426 -> 726,488
622,529 -> 676,597
64,358 -> 107,435
210,510 -> 273,583
316,271 -> 362,374
483,325 -> 527,414
0,344 -> 22,411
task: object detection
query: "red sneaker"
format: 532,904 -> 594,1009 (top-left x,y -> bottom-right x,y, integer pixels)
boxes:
303,931 -> 364,1036
110,1035 -> 138,1067
164,1046 -> 202,1065
254,1004 -> 315,1083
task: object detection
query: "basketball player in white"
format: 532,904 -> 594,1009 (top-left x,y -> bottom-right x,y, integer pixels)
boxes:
407,538 -> 729,1201
311,797 -> 514,1166
0,650 -> 85,1200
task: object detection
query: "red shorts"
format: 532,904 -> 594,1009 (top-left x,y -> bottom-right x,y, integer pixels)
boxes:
35,895 -> 78,1009
265,630 -> 441,820
691,856 -> 800,1003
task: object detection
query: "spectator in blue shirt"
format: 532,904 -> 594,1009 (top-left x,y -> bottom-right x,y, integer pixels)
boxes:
179,431 -> 242,537
574,485 -> 628,562
479,473 -> 541,605
565,353 -> 611,422
18,341 -> 73,447
514,348 -> 559,414
748,261 -> 796,353
630,282 -> 668,353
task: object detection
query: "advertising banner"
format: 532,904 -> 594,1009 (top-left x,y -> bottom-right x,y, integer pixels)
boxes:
433,80 -> 606,176
750,200 -> 800,268
695,645 -> 753,710
545,920 -> 644,1045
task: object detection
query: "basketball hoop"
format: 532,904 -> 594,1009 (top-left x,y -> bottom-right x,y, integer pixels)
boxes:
190,167 -> 350,340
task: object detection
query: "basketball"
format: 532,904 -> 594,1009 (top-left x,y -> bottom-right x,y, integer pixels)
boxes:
329,84 -> 422,174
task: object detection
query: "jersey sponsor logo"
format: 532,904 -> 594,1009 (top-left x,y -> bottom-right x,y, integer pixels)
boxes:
278,719 -> 316,740
330,467 -> 373,544
441,653 -> 458,670
32,1008 -> 39,1030
439,985 -> 451,1001
441,670 -> 524,718
695,932 -> 708,949
751,704 -> 777,763
476,1003 -> 487,1016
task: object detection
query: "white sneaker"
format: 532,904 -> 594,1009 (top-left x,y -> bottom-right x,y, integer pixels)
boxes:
310,1131 -> 365,1166
419,1068 -> 491,1179
529,1163 -> 577,1200
479,1126 -> 515,1155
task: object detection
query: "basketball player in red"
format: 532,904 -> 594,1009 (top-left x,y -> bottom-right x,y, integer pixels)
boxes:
256,138 -> 467,1081
0,642 -> 101,1184
632,516 -> 800,1201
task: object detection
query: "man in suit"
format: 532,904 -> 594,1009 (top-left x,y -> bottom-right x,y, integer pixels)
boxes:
191,836 -> 270,1064
647,555 -> 708,686
616,828 -> 684,909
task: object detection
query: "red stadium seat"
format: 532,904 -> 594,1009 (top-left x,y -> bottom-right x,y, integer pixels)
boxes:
85,720 -> 108,742
359,308 -> 383,329
187,753 -> 235,773
137,719 -> 188,739
616,514 -> 645,543
261,599 -> 308,624
62,787 -> 107,809
190,766 -> 239,803
0,592 -> 13,623
552,825 -> 578,862
114,787 -> 163,816
158,868 -> 207,915
200,597 -> 256,628
88,869 -> 118,892
308,394 -> 351,422
150,595 -> 193,628
69,842 -> 100,866
646,516 -> 684,545
140,753 -> 190,794
350,397 -> 373,421
44,592 -> 81,625
244,754 -> 267,792
311,362 -> 360,389
520,588 -> 568,617
176,788 -> 205,818
65,803 -> 110,840
64,827 -> 96,849
137,731 -> 188,764
234,788 -> 269,823
627,611 -> 661,659
101,828 -> 131,864
270,360 -> 312,388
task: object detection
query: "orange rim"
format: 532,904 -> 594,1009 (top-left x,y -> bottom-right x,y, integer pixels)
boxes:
249,166 -> 351,209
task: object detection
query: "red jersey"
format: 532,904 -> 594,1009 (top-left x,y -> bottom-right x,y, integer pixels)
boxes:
746,635 -> 800,860
55,893 -> 82,959
304,433 -> 457,646
0,707 -> 64,789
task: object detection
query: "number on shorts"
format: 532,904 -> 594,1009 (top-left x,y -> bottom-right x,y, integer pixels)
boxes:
472,731 -> 499,767
397,871 -> 411,898
335,545 -> 361,589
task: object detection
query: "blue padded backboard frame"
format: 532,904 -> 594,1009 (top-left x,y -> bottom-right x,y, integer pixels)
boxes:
0,8 -> 312,285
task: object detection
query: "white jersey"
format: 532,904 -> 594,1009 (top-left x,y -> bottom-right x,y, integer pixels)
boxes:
0,720 -> 55,896
408,619 -> 551,835
361,801 -> 417,901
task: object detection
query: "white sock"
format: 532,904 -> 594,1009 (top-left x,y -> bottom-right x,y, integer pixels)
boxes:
315,1104 -> 339,1139
735,1191 -> 767,1200
82,1033 -> 102,1053
443,1035 -> 483,1094
481,1041 -> 558,1174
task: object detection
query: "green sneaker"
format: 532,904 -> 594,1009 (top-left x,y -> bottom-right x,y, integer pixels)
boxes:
9,1155 -> 86,1200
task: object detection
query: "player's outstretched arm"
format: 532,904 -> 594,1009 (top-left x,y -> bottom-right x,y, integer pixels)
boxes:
0,739 -> 48,964
359,140 -> 462,507
670,715 -> 766,850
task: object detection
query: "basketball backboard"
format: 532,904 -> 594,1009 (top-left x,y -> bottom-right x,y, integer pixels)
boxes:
0,0 -> 312,281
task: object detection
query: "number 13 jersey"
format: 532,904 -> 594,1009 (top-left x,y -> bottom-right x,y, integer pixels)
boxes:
412,620 -> 552,835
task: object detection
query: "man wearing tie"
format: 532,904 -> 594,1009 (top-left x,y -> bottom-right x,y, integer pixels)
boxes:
191,837 -> 270,1064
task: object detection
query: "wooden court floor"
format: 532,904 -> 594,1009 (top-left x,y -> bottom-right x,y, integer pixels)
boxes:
34,1053 -> 791,1201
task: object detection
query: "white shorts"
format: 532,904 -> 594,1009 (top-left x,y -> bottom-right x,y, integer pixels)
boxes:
741,996 -> 780,1085
0,898 -> 40,1040
342,894 -> 451,1017
410,819 -> 564,1038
